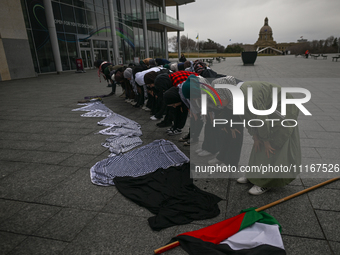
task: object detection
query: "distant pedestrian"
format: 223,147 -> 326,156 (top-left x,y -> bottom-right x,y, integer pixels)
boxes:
305,50 -> 309,58
179,53 -> 187,62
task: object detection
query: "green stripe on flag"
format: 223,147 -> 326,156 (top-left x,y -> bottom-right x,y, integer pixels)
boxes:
239,208 -> 282,232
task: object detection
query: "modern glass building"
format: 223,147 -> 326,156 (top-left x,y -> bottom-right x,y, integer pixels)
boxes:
0,0 -> 194,80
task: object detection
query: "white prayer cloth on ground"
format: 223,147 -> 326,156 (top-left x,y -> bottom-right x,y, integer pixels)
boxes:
90,139 -> 189,186
98,114 -> 140,128
102,136 -> 143,157
72,102 -> 113,114
98,124 -> 142,137
81,110 -> 113,118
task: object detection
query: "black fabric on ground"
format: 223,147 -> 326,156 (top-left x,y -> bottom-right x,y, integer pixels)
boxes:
113,163 -> 222,231
175,236 -> 286,255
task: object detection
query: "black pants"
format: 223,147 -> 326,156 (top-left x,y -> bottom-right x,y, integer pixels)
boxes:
168,105 -> 188,130
215,126 -> 244,167
190,114 -> 204,141
201,120 -> 219,154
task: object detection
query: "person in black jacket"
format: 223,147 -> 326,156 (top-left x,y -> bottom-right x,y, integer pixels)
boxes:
179,53 -> 187,62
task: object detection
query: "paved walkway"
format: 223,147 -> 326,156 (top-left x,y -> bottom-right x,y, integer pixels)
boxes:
0,54 -> 339,254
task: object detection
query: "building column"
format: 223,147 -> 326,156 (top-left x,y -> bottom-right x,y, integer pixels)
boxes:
108,0 -> 120,65
141,0 -> 149,58
43,0 -> 62,73
162,0 -> 168,59
176,4 -> 181,59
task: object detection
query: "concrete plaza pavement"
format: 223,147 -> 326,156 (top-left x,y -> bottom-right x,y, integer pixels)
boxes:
0,54 -> 340,254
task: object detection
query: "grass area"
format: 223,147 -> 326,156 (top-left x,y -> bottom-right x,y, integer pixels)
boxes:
168,52 -> 274,58
168,52 -> 241,58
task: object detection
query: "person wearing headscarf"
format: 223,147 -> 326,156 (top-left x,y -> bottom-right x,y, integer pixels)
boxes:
170,63 -> 178,72
216,81 -> 301,195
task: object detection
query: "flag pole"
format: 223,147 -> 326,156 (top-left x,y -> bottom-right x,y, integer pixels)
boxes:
154,176 -> 340,254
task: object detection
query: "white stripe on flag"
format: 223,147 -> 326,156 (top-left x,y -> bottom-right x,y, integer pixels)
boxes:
220,223 -> 285,251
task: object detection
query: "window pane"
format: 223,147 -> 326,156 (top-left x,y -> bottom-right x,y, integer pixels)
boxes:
60,0 -> 73,5
26,30 -> 39,72
32,29 -> 56,72
26,0 -> 47,31
60,4 -> 77,33
57,33 -> 71,70
95,13 -> 106,37
52,2 -> 64,32
73,0 -> 85,8
74,7 -> 88,34
86,10 -> 96,33
66,34 -> 78,69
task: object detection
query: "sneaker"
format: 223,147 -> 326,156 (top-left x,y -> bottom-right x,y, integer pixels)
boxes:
168,128 -> 182,136
150,115 -> 160,121
131,101 -> 137,105
237,177 -> 249,184
144,107 -> 151,112
166,127 -> 174,133
125,99 -> 131,103
248,185 -> 270,195
179,134 -> 190,142
198,150 -> 212,157
183,141 -> 190,146
208,158 -> 222,165
119,92 -> 125,98
195,148 -> 203,154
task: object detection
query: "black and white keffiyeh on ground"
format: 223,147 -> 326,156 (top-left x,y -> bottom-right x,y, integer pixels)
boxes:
72,101 -> 142,155
90,139 -> 190,186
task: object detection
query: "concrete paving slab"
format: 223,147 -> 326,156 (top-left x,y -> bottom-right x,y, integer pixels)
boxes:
36,168 -> 117,211
282,235 -> 332,255
0,164 -> 78,201
0,161 -> 29,179
0,203 -> 61,235
8,236 -> 68,255
33,208 -> 97,242
308,188 -> 340,211
61,213 -> 174,254
0,232 -> 27,254
316,210 -> 340,242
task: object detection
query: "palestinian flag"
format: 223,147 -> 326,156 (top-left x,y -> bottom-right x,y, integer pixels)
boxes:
172,208 -> 285,255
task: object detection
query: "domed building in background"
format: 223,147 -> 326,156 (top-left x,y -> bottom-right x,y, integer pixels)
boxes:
254,17 -> 278,54
243,17 -> 298,54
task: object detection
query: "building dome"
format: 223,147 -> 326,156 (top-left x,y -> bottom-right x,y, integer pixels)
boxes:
259,17 -> 272,34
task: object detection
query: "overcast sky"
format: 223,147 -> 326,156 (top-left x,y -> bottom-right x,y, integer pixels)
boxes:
166,0 -> 340,47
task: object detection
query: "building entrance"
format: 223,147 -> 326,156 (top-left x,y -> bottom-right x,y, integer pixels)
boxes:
80,49 -> 93,69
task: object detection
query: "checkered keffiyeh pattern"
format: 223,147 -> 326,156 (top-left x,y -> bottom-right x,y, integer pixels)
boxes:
102,136 -> 143,157
211,76 -> 237,109
169,71 -> 199,87
90,139 -> 189,186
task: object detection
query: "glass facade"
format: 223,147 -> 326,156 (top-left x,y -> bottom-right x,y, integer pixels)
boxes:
21,0 -> 171,73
